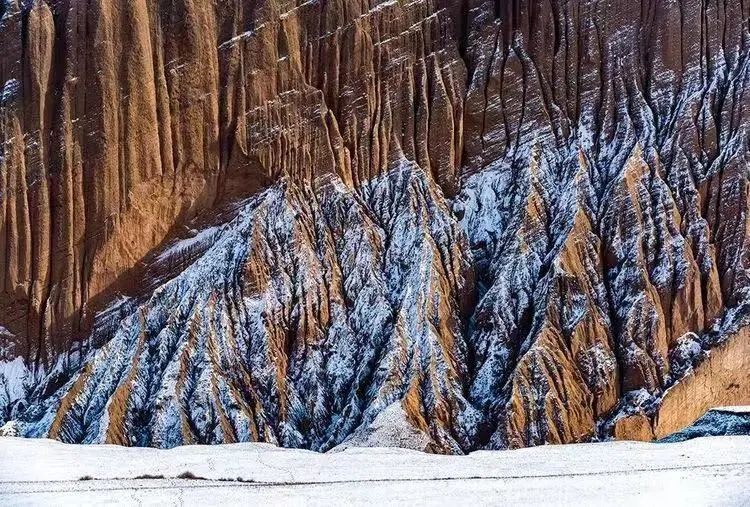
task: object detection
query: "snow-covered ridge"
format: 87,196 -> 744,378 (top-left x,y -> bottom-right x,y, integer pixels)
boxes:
3,144 -> 747,453
5,163 -> 480,452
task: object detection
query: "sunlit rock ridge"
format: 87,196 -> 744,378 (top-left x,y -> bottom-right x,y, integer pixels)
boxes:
1,0 -> 749,453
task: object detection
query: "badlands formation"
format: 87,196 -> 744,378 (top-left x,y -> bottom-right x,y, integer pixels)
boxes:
0,0 -> 749,452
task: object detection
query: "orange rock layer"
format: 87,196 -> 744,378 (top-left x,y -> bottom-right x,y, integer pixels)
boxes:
1,0 -> 749,451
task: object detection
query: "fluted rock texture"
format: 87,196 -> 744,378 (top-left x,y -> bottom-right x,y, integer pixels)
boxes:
1,0 -> 749,453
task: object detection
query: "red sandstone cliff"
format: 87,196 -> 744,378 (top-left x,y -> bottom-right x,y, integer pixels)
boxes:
0,0 -> 748,451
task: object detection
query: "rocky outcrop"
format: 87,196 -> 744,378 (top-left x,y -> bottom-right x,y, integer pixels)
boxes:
659,406 -> 750,443
1,0 -> 749,452
608,326 -> 750,442
654,328 -> 750,439
23,165 -> 478,452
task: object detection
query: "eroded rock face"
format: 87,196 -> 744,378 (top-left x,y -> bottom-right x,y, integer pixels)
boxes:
1,0 -> 468,363
1,0 -> 749,452
35,166 -> 480,452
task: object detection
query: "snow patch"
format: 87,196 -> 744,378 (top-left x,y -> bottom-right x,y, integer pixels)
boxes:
156,226 -> 222,263
0,357 -> 30,405
0,78 -> 19,105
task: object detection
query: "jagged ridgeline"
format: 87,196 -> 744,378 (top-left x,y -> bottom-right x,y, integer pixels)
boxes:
0,0 -> 749,453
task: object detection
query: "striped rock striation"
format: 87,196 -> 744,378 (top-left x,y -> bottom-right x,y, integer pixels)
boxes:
1,0 -> 749,452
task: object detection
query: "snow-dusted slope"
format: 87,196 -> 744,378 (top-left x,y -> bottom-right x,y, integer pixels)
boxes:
5,150 -> 749,452
2,0 -> 750,453
10,164 -> 480,452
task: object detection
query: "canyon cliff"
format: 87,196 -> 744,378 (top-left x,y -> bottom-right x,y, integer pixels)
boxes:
1,0 -> 749,452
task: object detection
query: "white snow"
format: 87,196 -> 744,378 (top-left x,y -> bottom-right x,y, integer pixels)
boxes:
1,436 -> 749,506
711,406 -> 750,414
155,226 -> 222,263
0,79 -> 19,105
332,402 -> 433,452
0,357 -> 30,403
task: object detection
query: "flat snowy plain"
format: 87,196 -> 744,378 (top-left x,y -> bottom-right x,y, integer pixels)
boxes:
1,436 -> 749,506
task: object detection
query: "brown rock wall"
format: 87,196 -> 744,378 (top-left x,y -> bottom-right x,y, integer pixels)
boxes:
654,328 -> 750,439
